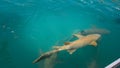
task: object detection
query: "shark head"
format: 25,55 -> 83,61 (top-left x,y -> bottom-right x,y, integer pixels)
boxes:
93,34 -> 101,39
88,34 -> 101,41
84,34 -> 101,47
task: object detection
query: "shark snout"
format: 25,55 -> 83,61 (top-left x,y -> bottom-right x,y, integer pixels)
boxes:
94,34 -> 101,39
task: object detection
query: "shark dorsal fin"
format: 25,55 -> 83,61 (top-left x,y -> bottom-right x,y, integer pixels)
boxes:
67,49 -> 77,54
73,34 -> 84,39
90,41 -> 97,46
64,42 -> 71,45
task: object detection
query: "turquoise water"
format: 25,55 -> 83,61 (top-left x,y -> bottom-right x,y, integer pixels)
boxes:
0,0 -> 120,68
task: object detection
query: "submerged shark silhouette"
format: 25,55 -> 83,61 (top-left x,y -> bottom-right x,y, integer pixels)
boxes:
33,34 -> 101,63
80,27 -> 110,35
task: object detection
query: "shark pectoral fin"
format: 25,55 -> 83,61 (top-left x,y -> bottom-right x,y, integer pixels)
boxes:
64,42 -> 71,45
73,34 -> 84,39
67,49 -> 76,54
90,41 -> 97,46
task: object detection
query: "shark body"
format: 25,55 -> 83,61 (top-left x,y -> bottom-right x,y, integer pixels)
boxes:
33,34 -> 101,63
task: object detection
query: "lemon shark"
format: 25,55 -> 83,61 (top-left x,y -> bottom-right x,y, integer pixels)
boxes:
33,34 -> 101,63
53,34 -> 101,54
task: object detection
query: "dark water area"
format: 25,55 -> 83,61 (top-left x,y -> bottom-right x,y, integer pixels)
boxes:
0,0 -> 120,68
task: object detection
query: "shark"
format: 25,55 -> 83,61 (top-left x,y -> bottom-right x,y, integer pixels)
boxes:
33,34 -> 101,63
53,34 -> 101,54
80,27 -> 110,35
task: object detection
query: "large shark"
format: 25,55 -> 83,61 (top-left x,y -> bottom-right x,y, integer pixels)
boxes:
33,34 -> 101,63
53,34 -> 101,54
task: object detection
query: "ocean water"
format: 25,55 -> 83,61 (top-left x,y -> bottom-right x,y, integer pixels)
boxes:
0,0 -> 120,68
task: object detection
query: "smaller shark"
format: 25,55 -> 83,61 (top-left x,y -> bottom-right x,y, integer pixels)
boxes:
79,27 -> 110,35
33,34 -> 101,63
